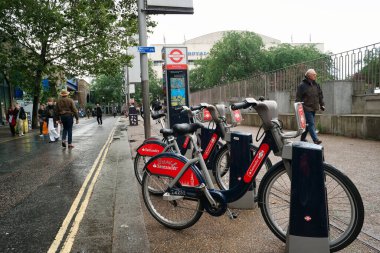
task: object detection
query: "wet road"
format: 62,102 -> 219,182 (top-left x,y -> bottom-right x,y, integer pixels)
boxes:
0,116 -> 117,252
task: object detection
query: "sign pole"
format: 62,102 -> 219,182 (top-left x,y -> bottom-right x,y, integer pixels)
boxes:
124,66 -> 130,114
137,0 -> 151,138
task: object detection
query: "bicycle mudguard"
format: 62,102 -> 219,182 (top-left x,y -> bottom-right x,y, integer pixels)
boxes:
136,139 -> 167,156
145,152 -> 204,187
143,136 -> 162,143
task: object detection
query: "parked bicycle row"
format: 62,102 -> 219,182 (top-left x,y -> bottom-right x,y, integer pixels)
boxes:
133,97 -> 364,252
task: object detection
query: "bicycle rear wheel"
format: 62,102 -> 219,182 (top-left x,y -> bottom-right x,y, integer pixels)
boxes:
258,162 -> 364,252
142,172 -> 204,230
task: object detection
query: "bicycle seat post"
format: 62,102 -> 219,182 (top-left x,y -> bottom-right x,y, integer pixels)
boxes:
189,133 -> 215,190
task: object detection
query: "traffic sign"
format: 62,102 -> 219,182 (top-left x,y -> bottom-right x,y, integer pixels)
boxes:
138,46 -> 155,53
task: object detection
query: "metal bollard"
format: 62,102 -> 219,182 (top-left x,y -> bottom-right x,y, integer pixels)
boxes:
286,141 -> 329,253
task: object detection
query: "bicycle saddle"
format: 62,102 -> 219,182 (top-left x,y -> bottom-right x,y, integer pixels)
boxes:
151,112 -> 166,120
172,122 -> 204,135
160,128 -> 174,138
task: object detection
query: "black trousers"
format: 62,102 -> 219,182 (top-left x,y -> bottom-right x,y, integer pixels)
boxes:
9,124 -> 15,136
97,115 -> 102,125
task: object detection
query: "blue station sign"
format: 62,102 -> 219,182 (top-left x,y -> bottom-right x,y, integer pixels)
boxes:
138,46 -> 155,53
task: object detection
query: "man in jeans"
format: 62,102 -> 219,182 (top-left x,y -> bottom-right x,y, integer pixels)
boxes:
296,69 -> 325,144
56,90 -> 79,148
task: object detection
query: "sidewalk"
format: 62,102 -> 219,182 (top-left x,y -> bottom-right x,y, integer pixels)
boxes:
124,116 -> 380,253
0,124 -> 39,143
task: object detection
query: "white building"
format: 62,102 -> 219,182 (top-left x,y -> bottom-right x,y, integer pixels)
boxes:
148,30 -> 324,78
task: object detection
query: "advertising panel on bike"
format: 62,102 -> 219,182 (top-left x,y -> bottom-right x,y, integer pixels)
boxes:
137,142 -> 166,156
146,157 -> 200,186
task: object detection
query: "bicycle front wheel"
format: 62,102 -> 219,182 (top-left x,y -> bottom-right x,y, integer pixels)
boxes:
142,172 -> 204,230
134,153 -> 150,185
258,162 -> 364,252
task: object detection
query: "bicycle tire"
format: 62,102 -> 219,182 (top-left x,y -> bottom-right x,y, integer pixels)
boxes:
258,162 -> 364,252
142,172 -> 204,230
213,144 -> 272,190
134,153 -> 149,185
134,138 -> 170,185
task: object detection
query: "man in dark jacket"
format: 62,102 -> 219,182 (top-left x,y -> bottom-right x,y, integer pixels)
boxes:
296,69 -> 325,144
96,104 -> 103,125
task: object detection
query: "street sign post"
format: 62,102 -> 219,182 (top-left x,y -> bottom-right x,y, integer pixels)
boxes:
138,46 -> 155,53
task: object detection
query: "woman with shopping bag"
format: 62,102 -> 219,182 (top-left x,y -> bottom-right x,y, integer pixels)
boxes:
45,98 -> 60,143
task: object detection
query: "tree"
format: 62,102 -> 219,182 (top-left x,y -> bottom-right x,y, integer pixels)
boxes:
199,31 -> 267,86
266,44 -> 328,70
91,72 -> 123,104
0,0 -> 151,128
354,48 -> 380,87
189,33 -> 331,91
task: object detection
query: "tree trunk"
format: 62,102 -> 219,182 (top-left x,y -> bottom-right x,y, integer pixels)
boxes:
32,69 -> 42,129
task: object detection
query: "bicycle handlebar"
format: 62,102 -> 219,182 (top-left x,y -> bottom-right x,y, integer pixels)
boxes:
233,98 -> 304,140
231,101 -> 251,110
190,105 -> 203,111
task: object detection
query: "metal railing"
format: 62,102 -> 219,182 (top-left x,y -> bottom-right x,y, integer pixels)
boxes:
191,43 -> 380,104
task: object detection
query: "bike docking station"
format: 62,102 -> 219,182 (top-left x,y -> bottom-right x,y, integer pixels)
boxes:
284,103 -> 329,253
199,104 -> 228,183
162,47 -> 190,155
227,131 -> 256,209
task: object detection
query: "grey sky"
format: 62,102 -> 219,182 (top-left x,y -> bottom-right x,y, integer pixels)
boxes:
147,0 -> 380,54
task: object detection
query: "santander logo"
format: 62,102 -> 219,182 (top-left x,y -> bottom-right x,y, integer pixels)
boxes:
243,144 -> 269,183
202,134 -> 218,160
152,160 -> 178,171
142,147 -> 160,153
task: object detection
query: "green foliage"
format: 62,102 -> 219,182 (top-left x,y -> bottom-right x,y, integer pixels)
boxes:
189,32 -> 331,91
0,0 -> 153,127
189,31 -> 266,90
266,44 -> 327,70
356,48 -> 380,86
91,72 -> 124,105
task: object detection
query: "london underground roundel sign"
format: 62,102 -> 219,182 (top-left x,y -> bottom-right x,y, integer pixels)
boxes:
169,49 -> 185,63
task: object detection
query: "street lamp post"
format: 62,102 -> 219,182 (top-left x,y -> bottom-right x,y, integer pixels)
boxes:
137,0 -> 151,138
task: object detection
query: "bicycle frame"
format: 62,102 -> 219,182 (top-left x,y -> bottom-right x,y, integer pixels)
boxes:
144,100 -> 306,211
137,105 -> 226,163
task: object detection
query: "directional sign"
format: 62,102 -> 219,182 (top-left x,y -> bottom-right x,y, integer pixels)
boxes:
138,46 -> 155,53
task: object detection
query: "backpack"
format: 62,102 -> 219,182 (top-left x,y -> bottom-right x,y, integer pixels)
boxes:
19,108 -> 27,120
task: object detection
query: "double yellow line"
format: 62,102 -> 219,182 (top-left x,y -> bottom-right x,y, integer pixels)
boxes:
48,126 -> 116,253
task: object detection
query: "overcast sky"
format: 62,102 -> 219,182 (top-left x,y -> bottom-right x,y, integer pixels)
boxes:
147,0 -> 380,54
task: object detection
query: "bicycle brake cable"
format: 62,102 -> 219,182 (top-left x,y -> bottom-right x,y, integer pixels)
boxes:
256,124 -> 265,142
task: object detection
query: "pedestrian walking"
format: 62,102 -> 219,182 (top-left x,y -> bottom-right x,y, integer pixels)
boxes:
56,89 -> 79,148
54,100 -> 61,136
15,103 -> 26,137
96,104 -> 103,125
112,106 -> 117,118
296,68 -> 325,144
38,103 -> 46,137
45,98 -> 60,143
87,108 -> 91,119
6,104 -> 18,136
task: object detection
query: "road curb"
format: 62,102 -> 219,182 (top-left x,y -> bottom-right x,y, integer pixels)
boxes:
112,121 -> 150,253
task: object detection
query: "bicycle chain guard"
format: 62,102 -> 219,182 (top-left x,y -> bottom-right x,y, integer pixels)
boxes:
203,190 -> 227,217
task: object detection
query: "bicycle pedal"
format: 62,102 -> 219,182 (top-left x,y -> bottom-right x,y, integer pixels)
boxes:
162,192 -> 184,201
